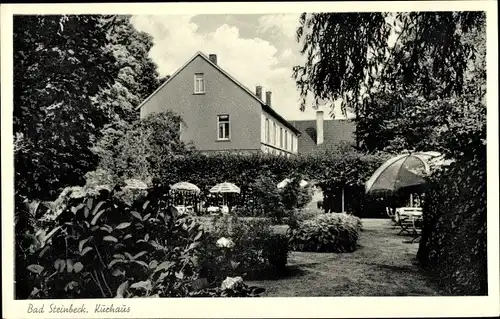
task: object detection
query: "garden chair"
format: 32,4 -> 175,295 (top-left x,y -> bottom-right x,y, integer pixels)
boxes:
398,215 -> 422,243
386,207 -> 396,223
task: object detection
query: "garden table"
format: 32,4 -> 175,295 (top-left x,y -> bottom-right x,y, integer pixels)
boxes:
396,209 -> 423,243
394,207 -> 422,223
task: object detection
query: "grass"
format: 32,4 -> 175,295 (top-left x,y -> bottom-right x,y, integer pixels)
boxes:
245,219 -> 446,296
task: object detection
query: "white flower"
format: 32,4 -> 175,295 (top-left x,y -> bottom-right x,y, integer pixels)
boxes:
220,276 -> 243,290
216,237 -> 235,248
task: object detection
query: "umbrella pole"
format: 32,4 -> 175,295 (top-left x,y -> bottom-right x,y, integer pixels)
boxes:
410,193 -> 413,207
341,187 -> 345,213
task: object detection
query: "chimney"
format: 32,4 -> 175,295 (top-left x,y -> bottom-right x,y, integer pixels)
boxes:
316,110 -> 324,145
256,86 -> 262,100
266,91 -> 272,107
209,54 -> 217,65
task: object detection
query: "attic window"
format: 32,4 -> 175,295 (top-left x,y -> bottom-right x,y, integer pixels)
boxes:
194,73 -> 205,94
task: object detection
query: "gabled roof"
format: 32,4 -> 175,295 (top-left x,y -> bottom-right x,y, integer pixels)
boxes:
291,119 -> 357,154
136,51 -> 301,135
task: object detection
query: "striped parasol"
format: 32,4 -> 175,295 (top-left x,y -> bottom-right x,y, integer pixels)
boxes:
171,182 -> 201,194
209,182 -> 241,194
123,179 -> 149,190
209,182 -> 240,208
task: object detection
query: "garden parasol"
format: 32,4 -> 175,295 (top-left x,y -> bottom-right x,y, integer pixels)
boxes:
365,151 -> 443,204
123,178 -> 149,190
170,182 -> 201,194
170,182 -> 201,207
209,182 -> 241,207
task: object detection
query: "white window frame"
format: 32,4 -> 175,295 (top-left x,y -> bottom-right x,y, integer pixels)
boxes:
280,128 -> 283,148
194,73 -> 205,94
272,122 -> 276,145
217,114 -> 230,140
265,118 -> 270,143
285,131 -> 288,150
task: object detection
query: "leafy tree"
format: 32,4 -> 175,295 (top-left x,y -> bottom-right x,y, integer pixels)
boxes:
293,12 -> 486,153
92,15 -> 163,124
88,111 -> 195,187
14,15 -> 119,201
250,173 -> 283,218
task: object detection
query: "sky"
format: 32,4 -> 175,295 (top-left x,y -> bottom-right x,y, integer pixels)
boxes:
131,14 -> 355,121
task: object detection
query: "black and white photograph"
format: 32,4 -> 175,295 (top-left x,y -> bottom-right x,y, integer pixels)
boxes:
1,1 -> 499,318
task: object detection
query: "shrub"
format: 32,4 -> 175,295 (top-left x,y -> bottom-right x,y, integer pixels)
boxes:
280,176 -> 313,211
289,213 -> 362,253
286,207 -> 323,230
262,234 -> 289,272
418,149 -> 486,295
197,215 -> 275,283
249,174 -> 286,221
21,187 -> 206,299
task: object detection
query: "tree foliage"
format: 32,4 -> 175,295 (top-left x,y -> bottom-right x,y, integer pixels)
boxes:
14,15 -> 119,201
294,11 -> 486,154
88,112 -> 195,187
92,15 -> 163,124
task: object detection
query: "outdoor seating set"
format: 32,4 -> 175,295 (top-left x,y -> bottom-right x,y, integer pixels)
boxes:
387,207 -> 423,243
365,151 -> 447,244
170,181 -> 241,215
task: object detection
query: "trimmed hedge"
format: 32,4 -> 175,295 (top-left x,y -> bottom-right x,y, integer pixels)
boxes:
155,151 -> 387,218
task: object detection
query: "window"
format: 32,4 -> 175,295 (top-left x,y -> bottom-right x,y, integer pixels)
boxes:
194,73 -> 205,93
265,118 -> 270,143
280,128 -> 283,148
284,131 -> 288,150
217,114 -> 230,140
291,135 -> 294,152
275,124 -> 279,146
272,122 -> 276,145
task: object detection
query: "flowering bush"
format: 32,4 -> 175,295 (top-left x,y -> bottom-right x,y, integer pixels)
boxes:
289,213 -> 362,253
216,237 -> 235,248
197,215 -> 275,284
189,276 -> 265,297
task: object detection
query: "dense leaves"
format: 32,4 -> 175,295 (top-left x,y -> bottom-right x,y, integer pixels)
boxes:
92,15 -> 163,124
198,215 -> 277,283
288,213 -> 362,253
19,186 -> 206,299
88,111 -> 195,186
294,12 -> 486,153
14,15 -> 119,201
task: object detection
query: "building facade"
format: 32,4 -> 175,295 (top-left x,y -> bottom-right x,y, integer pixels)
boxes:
137,51 -> 300,156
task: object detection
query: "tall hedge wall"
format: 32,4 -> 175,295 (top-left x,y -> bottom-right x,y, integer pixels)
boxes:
154,151 -> 388,217
417,146 -> 487,295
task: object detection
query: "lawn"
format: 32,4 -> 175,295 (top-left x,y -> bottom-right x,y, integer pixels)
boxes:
246,218 -> 445,296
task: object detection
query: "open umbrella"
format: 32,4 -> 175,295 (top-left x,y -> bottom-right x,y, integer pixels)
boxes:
123,178 -> 149,190
170,181 -> 201,209
209,182 -> 240,207
365,151 -> 442,199
171,182 -> 201,194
